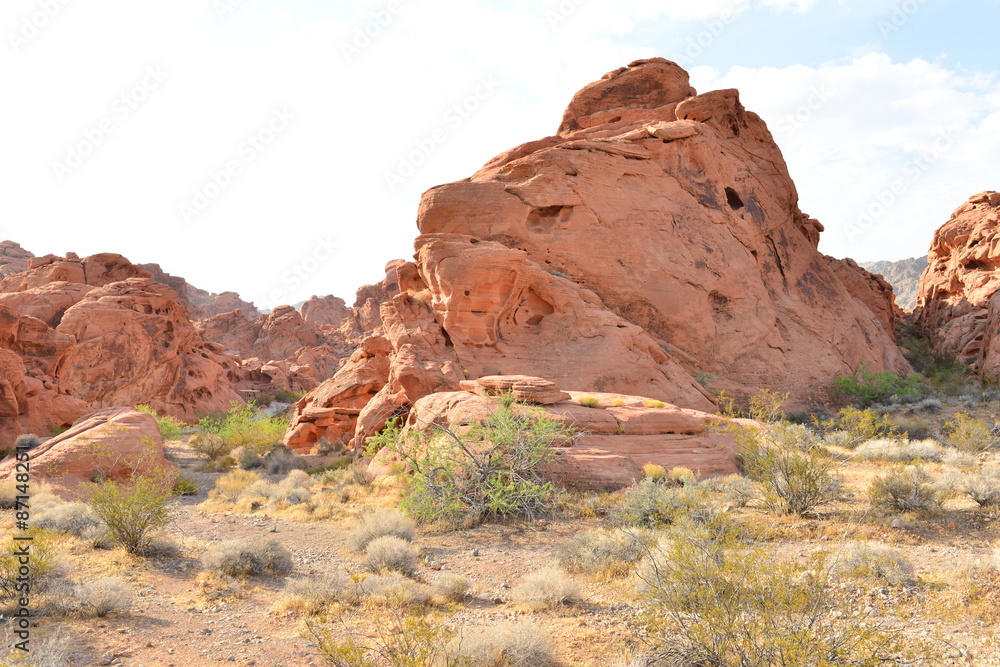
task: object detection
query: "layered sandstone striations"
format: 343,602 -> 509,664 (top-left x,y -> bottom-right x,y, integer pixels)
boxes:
288,58 -> 908,451
914,192 -> 1000,374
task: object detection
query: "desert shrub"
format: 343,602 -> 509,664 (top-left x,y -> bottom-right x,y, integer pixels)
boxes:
832,542 -> 916,587
856,438 -> 943,462
86,473 -> 175,555
737,423 -> 841,516
364,536 -> 419,576
818,406 -> 899,448
190,432 -> 231,461
431,573 -> 473,603
0,529 -> 62,600
868,466 -> 943,514
960,467 -> 1000,507
310,611 -> 455,665
342,461 -> 375,487
135,404 -> 185,441
307,456 -> 352,476
347,508 -> 416,553
0,479 -> 18,509
642,463 -> 666,482
555,528 -> 656,577
72,576 -> 133,617
371,396 -> 575,524
718,388 -> 788,422
618,479 -> 704,527
612,398 -> 627,407
173,476 -> 198,496
203,538 -> 293,577
577,394 -> 599,408
449,620 -> 554,666
668,466 -> 696,486
264,446 -> 306,475
642,399 -> 665,409
943,412 -> 998,452
706,474 -> 757,508
834,361 -> 925,406
32,500 -> 102,536
634,521 -> 925,666
511,566 -> 580,609
275,389 -> 305,403
197,401 -> 288,456
208,469 -> 263,503
356,573 -> 430,606
277,574 -> 351,614
13,434 -> 42,450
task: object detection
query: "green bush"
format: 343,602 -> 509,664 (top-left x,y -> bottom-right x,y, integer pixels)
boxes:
817,406 -> 899,448
190,432 -> 232,461
371,395 -> 575,525
134,404 -> 185,441
833,360 -> 925,406
197,401 -> 289,456
85,474 -> 175,555
737,423 -> 841,516
635,521 -> 927,666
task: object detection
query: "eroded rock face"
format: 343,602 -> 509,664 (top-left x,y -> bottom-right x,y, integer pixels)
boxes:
370,377 -> 745,491
299,295 -> 349,326
288,58 -> 908,452
914,192 -> 1000,374
55,278 -> 243,420
140,262 -> 260,320
0,241 -> 34,279
0,407 -> 170,495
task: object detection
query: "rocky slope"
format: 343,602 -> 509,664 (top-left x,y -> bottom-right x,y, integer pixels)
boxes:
914,191 -> 1000,374
861,257 -> 927,310
287,58 -> 909,451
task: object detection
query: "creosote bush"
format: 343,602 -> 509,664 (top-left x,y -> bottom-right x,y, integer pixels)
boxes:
203,538 -> 293,577
368,395 -> 575,525
85,473 -> 175,555
833,360 -> 925,406
347,508 -> 416,553
190,432 -> 232,461
734,422 -> 841,516
634,520 -> 927,666
135,404 -> 185,441
197,401 -> 288,456
364,535 -> 419,576
868,466 -> 943,514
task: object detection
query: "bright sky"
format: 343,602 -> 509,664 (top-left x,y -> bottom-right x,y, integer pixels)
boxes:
3,0 -> 998,309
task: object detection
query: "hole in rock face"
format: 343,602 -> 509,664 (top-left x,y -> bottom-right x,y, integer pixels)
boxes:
608,116 -> 622,123
725,187 -> 744,210
527,205 -> 573,233
964,259 -> 990,271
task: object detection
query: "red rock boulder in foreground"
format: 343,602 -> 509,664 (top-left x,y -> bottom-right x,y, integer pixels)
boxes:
0,407 -> 171,495
287,58 -> 908,452
369,376 -> 747,491
914,192 -> 1000,374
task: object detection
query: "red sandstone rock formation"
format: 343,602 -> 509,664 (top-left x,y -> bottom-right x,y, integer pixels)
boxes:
287,58 -> 907,451
368,376 -> 746,491
299,295 -> 349,327
140,262 -> 260,320
913,192 -> 1000,374
0,407 -> 171,495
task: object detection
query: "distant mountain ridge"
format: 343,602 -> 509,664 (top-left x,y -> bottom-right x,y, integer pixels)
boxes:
860,257 -> 928,310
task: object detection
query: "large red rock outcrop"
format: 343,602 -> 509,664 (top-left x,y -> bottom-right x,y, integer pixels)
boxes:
287,58 -> 908,452
914,192 -> 1000,374
0,241 -> 33,279
140,262 -> 260,320
370,376 -> 746,491
0,407 -> 171,495
54,278 -> 243,420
